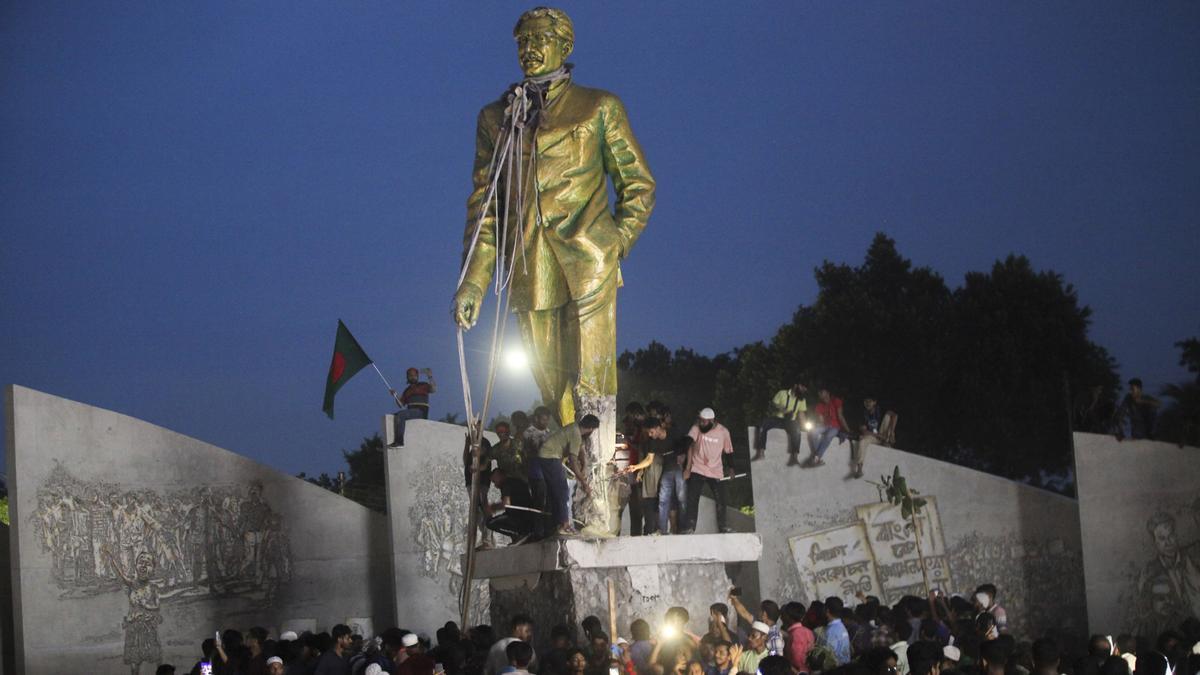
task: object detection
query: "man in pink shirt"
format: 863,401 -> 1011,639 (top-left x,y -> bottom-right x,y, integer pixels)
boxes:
682,407 -> 734,533
782,601 -> 815,672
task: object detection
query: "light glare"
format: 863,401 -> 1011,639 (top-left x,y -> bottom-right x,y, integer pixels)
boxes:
504,348 -> 528,371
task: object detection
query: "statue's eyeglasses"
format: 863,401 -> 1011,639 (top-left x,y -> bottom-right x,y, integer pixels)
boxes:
515,32 -> 559,47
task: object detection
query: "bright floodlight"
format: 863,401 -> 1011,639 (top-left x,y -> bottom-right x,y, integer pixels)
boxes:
504,347 -> 528,371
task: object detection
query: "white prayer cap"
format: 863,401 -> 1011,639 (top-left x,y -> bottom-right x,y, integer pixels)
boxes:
751,621 -> 772,636
267,656 -> 284,665
280,631 -> 299,641
943,646 -> 961,662
699,408 -> 715,420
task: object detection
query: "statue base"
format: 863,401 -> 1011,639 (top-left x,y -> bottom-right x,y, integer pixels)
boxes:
472,534 -> 762,639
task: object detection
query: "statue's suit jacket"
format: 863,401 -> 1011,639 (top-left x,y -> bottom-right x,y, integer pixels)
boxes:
461,81 -> 656,312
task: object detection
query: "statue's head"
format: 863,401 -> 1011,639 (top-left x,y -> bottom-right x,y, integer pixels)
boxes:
513,7 -> 574,78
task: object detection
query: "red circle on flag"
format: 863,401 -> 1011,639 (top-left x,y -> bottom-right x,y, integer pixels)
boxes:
330,352 -> 346,382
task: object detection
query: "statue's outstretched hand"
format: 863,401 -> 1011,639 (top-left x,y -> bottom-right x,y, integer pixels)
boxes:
453,283 -> 484,330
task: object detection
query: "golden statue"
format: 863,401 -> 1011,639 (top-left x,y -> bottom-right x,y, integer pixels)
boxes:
452,7 -> 655,535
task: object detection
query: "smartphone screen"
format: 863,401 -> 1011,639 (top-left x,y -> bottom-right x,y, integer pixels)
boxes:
200,662 -> 213,675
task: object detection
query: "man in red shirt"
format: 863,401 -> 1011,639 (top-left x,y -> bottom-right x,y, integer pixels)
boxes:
805,388 -> 849,468
389,367 -> 436,446
683,407 -> 734,533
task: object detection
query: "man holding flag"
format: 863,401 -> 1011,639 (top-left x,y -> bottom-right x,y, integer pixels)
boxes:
389,367 -> 437,446
322,321 -> 432,447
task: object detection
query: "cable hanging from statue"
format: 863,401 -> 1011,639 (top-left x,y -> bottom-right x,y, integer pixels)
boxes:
456,66 -> 571,627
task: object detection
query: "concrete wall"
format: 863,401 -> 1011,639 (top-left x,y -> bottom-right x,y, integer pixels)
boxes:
385,419 -> 755,639
385,419 -> 492,639
750,427 -> 1086,639
0,522 -> 12,675
1073,432 -> 1200,636
5,385 -> 393,674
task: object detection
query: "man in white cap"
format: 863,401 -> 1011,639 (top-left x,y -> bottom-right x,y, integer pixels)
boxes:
266,656 -> 285,675
280,631 -> 299,642
682,407 -> 734,534
737,622 -> 773,673
396,632 -> 435,675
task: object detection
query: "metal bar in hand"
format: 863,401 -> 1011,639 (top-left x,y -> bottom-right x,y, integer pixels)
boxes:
719,473 -> 748,482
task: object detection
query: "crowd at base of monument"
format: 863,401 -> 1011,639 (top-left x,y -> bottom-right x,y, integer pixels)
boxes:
466,400 -> 747,547
140,583 -> 1199,675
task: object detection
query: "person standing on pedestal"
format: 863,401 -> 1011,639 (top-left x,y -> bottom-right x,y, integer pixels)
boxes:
683,408 -> 734,534
452,6 -> 655,538
534,415 -> 600,536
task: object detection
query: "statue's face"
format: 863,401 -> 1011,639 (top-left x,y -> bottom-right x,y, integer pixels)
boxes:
515,17 -> 568,77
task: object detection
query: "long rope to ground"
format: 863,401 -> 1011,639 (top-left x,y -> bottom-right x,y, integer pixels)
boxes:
456,72 -> 563,626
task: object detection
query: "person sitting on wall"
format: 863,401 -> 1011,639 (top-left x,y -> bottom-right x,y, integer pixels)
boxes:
847,397 -> 898,479
753,382 -> 809,463
804,388 -> 849,468
1073,384 -> 1115,434
485,467 -> 536,545
389,367 -> 436,446
1113,377 -> 1160,441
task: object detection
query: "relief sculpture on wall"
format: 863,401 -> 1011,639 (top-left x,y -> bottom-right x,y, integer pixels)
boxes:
30,463 -> 294,672
407,456 -> 490,620
1121,500 -> 1200,637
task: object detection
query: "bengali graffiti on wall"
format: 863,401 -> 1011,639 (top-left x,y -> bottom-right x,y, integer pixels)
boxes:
789,497 -> 952,607
788,496 -> 1085,637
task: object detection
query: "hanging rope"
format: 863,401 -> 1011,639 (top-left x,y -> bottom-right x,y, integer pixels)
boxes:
455,66 -> 572,628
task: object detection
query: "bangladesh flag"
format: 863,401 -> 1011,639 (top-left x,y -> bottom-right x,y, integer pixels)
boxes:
322,319 -> 373,419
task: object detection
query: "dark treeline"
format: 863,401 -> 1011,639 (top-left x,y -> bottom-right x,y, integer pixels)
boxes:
618,233 -> 1134,495
312,234 -> 1199,511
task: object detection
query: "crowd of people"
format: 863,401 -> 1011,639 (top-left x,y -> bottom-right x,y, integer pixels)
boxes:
464,400 -> 745,546
152,584 -> 1200,675
752,383 -> 898,479
461,383 -> 906,548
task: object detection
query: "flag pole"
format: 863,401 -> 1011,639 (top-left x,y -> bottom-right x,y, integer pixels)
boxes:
370,363 -> 394,392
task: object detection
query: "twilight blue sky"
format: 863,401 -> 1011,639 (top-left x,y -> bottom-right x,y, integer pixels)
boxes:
2,2 -> 1197,478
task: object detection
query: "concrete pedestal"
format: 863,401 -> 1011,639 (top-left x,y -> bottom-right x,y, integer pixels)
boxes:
474,534 -> 761,641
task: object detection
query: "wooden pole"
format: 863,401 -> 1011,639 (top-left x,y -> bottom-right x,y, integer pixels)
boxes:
607,578 -> 618,644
